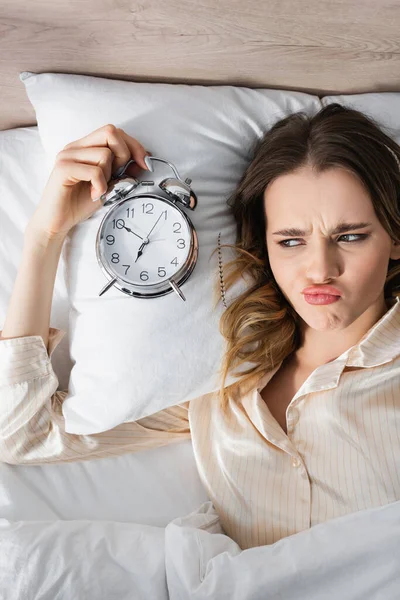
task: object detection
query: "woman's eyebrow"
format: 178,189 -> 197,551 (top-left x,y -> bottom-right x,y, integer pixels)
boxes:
272,222 -> 372,237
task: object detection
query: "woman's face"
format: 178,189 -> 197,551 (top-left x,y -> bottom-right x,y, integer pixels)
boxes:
264,164 -> 400,333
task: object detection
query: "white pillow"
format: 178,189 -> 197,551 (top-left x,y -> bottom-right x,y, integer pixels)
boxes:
20,71 -> 322,433
321,92 -> 400,136
0,126 -> 209,528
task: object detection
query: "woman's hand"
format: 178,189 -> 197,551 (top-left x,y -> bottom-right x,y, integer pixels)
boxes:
26,124 -> 151,243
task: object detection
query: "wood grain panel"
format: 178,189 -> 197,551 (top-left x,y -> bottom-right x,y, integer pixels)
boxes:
1,0 -> 399,130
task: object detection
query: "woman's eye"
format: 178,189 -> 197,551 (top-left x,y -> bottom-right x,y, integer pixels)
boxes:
278,239 -> 301,248
339,234 -> 368,243
278,234 -> 368,248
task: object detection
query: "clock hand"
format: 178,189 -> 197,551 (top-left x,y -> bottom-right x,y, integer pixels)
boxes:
134,235 -> 167,263
135,211 -> 165,263
145,211 -> 165,240
122,225 -> 144,241
135,238 -> 150,262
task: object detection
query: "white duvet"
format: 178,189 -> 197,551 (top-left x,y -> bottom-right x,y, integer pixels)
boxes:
1,499 -> 399,599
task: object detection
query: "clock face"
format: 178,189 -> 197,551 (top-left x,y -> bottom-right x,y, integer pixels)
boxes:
100,196 -> 192,286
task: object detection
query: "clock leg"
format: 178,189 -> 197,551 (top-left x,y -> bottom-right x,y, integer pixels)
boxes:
98,278 -> 117,297
169,279 -> 186,302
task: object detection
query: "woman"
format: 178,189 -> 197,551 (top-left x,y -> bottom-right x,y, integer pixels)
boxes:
1,103 -> 400,550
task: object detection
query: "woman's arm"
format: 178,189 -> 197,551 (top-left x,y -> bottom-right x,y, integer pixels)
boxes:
0,223 -> 191,465
1,124 -> 150,352
0,222 -> 191,465
0,225 -> 66,355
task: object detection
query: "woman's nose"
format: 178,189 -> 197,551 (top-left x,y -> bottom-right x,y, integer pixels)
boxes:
305,242 -> 341,281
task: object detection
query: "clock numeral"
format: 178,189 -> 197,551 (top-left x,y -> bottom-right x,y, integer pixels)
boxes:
162,210 -> 168,220
173,222 -> 181,233
171,257 -> 178,266
106,234 -> 115,245
126,207 -> 135,218
111,253 -> 120,264
140,270 -> 149,281
112,218 -> 125,229
122,264 -> 130,275
177,238 -> 186,249
158,267 -> 166,278
142,203 -> 154,214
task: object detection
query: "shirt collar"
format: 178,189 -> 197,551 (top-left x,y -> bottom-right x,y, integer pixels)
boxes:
252,295 -> 400,402
345,294 -> 400,368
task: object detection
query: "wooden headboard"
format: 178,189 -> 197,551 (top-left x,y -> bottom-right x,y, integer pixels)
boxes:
2,0 -> 399,131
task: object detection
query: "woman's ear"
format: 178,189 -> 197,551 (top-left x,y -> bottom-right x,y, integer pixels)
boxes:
390,239 -> 400,261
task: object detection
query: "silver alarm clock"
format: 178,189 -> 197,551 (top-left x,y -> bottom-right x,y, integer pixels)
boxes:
95,156 -> 199,301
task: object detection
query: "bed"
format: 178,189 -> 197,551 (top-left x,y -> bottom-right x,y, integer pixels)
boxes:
1,2 -> 400,599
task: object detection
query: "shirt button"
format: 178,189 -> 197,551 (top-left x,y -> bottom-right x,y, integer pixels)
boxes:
291,457 -> 301,468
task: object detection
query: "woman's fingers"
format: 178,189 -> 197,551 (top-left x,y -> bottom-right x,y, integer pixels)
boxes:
117,128 -> 151,172
56,159 -> 109,201
56,146 -> 116,187
30,125 -> 152,240
62,123 -> 149,177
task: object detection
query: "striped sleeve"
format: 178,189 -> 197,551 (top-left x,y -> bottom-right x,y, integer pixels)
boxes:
0,327 -> 66,385
0,328 -> 191,465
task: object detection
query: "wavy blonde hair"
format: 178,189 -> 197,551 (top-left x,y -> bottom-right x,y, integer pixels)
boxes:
212,102 -> 400,410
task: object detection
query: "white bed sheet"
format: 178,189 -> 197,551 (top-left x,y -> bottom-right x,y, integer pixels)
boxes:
0,126 -> 209,526
2,98 -> 400,599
